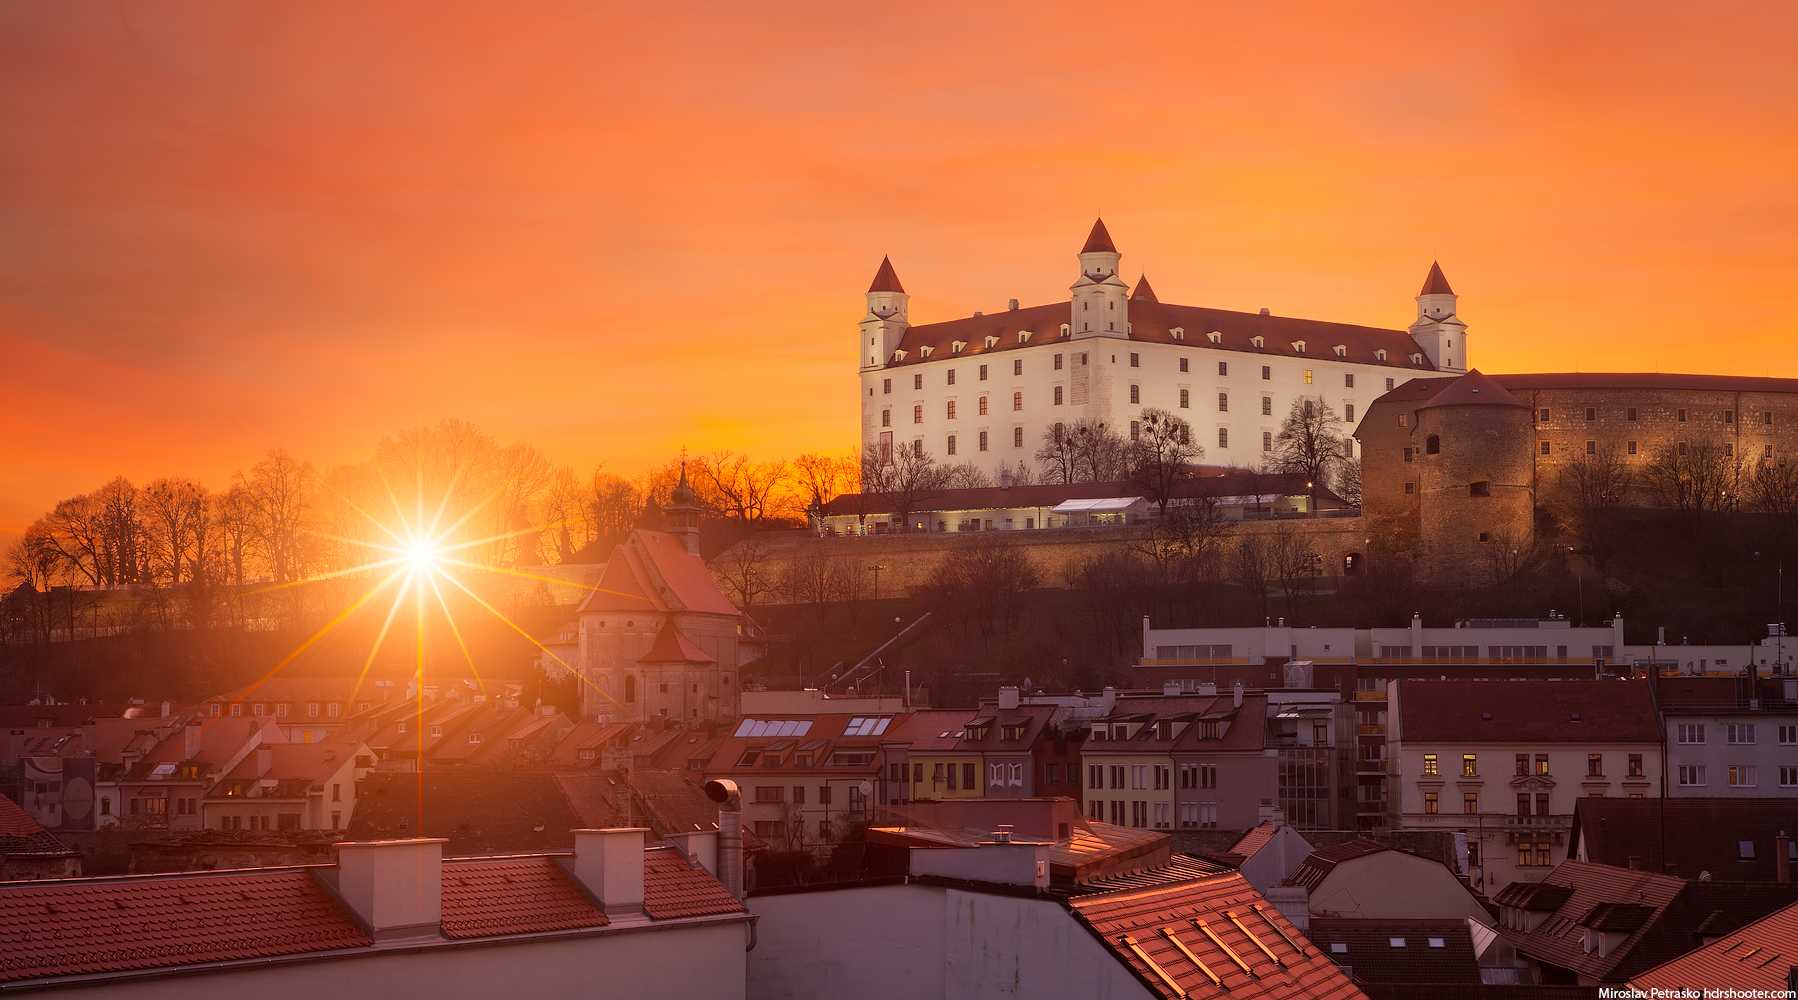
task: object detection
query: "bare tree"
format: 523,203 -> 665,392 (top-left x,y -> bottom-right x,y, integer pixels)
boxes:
1551,445 -> 1634,564
1334,459 -> 1362,509
1033,417 -> 1128,485
142,478 -> 209,585
1133,492 -> 1231,579
39,493 -> 106,586
924,534 -> 1041,650
94,476 -> 146,586
699,451 -> 791,524
214,483 -> 258,587
940,463 -> 993,489
1746,458 -> 1798,516
1272,398 -> 1348,508
1640,440 -> 1738,512
1266,524 -> 1319,615
1127,408 -> 1200,514
1230,533 -> 1272,619
715,532 -> 777,607
862,443 -> 947,533
586,472 -> 644,549
792,452 -> 859,522
998,460 -> 1036,487
538,465 -> 586,563
493,443 -> 555,566
777,545 -> 837,621
1481,522 -> 1535,585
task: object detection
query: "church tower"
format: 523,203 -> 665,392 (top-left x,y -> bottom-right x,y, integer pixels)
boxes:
859,256 -> 910,371
663,462 -> 702,557
1070,219 -> 1130,339
1408,261 -> 1468,373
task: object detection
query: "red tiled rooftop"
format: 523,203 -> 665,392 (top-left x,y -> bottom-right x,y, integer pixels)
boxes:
0,870 -> 370,983
1629,900 -> 1798,996
642,847 -> 745,920
0,794 -> 43,838
1395,679 -> 1660,744
439,857 -> 608,939
1071,871 -> 1364,1000
1228,821 -> 1277,861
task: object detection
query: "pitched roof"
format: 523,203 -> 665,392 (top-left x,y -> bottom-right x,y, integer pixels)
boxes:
638,621 -> 717,665
217,742 -> 355,783
347,772 -> 586,854
1081,218 -> 1117,254
1415,369 -> 1527,410
1495,860 -> 1798,984
575,529 -> 739,617
631,768 -> 721,835
0,795 -> 45,838
0,870 -> 371,983
552,771 -> 629,829
1306,918 -> 1479,983
439,856 -> 609,939
1419,261 -> 1454,296
821,473 -> 1335,518
880,709 -> 980,751
1628,900 -> 1798,996
1285,839 -> 1395,891
0,794 -> 74,860
867,256 -> 904,294
1229,822 -> 1279,861
1394,679 -> 1661,744
1131,275 -> 1158,302
1070,870 -> 1363,1000
142,717 -> 284,765
1492,372 -> 1798,394
545,722 -> 632,767
642,846 -> 745,919
1570,798 -> 1798,881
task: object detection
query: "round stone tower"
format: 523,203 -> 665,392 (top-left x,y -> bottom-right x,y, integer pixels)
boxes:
1413,370 -> 1534,584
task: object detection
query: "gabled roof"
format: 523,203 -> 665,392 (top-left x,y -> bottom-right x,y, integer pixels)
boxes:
880,709 -> 980,751
1081,218 -> 1117,254
0,869 -> 371,983
142,717 -> 283,765
1306,918 -> 1479,983
576,529 -> 739,617
631,768 -> 721,835
440,856 -> 609,939
1415,369 -> 1527,410
1229,821 -> 1279,861
1285,839 -> 1395,891
1495,860 -> 1798,984
1419,261 -> 1454,296
347,772 -> 587,854
0,795 -> 44,838
1070,870 -> 1362,1000
642,846 -> 746,919
638,621 -> 717,665
1394,679 -> 1660,744
867,255 -> 904,294
0,793 -> 75,860
1629,900 -> 1798,996
217,742 -> 357,783
1570,798 -> 1798,881
545,722 -> 632,767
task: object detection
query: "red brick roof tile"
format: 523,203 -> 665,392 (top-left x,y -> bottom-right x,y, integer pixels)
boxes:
1071,871 -> 1366,1000
0,870 -> 370,982
638,621 -> 717,665
1395,679 -> 1660,744
1628,900 -> 1798,996
1306,918 -> 1479,983
439,857 -> 608,939
641,847 -> 744,919
0,794 -> 43,838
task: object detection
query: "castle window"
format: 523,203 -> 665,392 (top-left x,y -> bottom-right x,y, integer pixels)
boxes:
1403,447 -> 1413,463
1677,441 -> 1688,455
1179,389 -> 1190,409
978,431 -> 988,452
1130,353 -> 1139,367
1479,532 -> 1490,542
624,676 -> 636,702
946,401 -> 956,419
1218,361 -> 1228,376
1345,373 -> 1355,388
1426,435 -> 1441,455
1130,385 -> 1140,404
979,396 -> 988,415
1054,354 -> 1063,371
913,440 -> 922,458
919,346 -> 933,357
1218,393 -> 1228,412
1014,359 -> 1023,375
1410,353 -> 1423,365
1630,441 -> 1638,455
1585,407 -> 1596,421
1180,358 -> 1189,372
1541,441 -> 1552,455
1262,366 -> 1271,380
947,369 -> 956,385
1013,391 -> 1023,411
1178,425 -> 1190,445
1304,370 -> 1314,384
1014,427 -> 1024,447
1725,443 -> 1734,457
1539,408 -> 1550,422
1218,428 -> 1228,448
1586,441 -> 1596,455
881,410 -> 890,427
1470,481 -> 1490,497
1262,431 -> 1272,451
1405,482 -> 1415,495
913,405 -> 923,424
1678,408 -> 1687,422
1627,407 -> 1637,421
1345,403 -> 1355,421
1263,397 -> 1273,416
883,378 -> 891,394
1054,386 -> 1064,405
1765,411 -> 1774,425
914,373 -> 923,390
1725,410 -> 1735,424
951,342 -> 966,354
946,435 -> 956,456
1131,421 -> 1141,441
1375,349 -> 1388,361
1767,444 -> 1775,459
985,337 -> 999,349
1398,413 -> 1406,426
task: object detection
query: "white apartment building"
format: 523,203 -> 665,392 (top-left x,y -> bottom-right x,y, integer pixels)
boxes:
1388,679 -> 1663,896
857,220 -> 1467,471
1660,674 -> 1798,797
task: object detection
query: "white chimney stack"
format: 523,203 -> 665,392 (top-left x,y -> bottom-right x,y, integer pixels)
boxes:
334,839 -> 445,941
1163,681 -> 1182,697
667,831 -> 719,878
571,828 -> 647,917
1233,679 -> 1244,708
998,686 -> 1020,710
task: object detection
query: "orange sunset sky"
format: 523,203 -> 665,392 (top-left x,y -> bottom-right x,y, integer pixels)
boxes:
2,2 -> 1795,548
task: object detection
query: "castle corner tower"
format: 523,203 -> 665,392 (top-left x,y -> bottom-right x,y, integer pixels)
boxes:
860,256 -> 910,371
1070,219 -> 1129,339
1408,261 -> 1468,373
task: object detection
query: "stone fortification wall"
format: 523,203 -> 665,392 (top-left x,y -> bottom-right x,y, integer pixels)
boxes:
712,518 -> 1372,598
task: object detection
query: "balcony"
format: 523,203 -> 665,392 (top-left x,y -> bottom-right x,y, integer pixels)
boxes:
1353,690 -> 1388,702
1504,813 -> 1569,830
1356,760 -> 1388,775
1358,723 -> 1387,735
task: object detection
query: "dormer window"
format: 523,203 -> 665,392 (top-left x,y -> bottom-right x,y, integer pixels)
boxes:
1170,327 -> 1185,340
1207,331 -> 1221,344
919,345 -> 934,358
1374,349 -> 1388,361
985,335 -> 1000,348
1251,336 -> 1265,349
951,341 -> 967,353
1333,345 -> 1347,357
1292,341 -> 1306,353
1024,331 -> 1037,343
1057,324 -> 1069,337
893,350 -> 907,362
1410,353 -> 1424,365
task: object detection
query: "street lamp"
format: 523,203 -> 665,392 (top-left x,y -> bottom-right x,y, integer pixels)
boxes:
868,564 -> 887,601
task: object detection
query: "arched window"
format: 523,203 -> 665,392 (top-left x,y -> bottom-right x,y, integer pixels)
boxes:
1426,434 -> 1441,455
624,675 -> 636,703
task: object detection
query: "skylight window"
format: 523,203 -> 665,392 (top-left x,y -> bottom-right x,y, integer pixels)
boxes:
1388,937 -> 1407,948
842,716 -> 891,737
1331,943 -> 1347,954
1428,938 -> 1446,948
734,719 -> 813,738
1739,840 -> 1756,860
151,762 -> 177,778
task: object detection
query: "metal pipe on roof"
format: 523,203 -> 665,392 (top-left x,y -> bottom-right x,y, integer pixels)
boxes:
704,778 -> 744,900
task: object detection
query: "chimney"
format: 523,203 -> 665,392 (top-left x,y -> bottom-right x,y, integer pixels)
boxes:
184,719 -> 202,760
1233,679 -> 1244,709
667,831 -> 719,878
1258,799 -> 1274,824
1628,856 -> 1644,871
569,828 -> 648,917
705,779 -> 744,900
1778,832 -> 1791,885
1163,681 -> 1182,697
1000,468 -> 1012,490
1008,298 -> 1019,311
160,700 -> 170,718
993,824 -> 1014,843
333,839 -> 446,941
256,745 -> 273,777
998,686 -> 1020,710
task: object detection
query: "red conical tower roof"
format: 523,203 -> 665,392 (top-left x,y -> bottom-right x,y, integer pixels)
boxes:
1419,261 -> 1454,296
868,256 -> 905,294
1081,218 -> 1118,254
1418,369 -> 1526,409
1131,274 -> 1158,302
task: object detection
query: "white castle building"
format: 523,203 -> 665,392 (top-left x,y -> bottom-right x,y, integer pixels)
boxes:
857,219 -> 1468,469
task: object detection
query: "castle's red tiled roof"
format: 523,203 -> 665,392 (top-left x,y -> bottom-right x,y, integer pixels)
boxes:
642,847 -> 745,919
1131,275 -> 1158,302
1415,369 -> 1527,410
1070,870 -> 1364,1000
1419,261 -> 1454,296
868,256 -> 904,293
439,857 -> 609,939
1491,372 -> 1798,394
0,870 -> 371,983
1081,218 -> 1117,254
